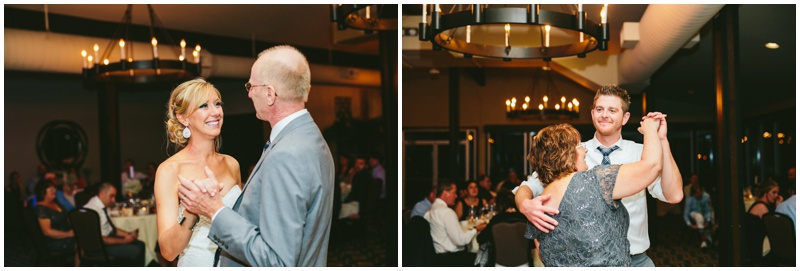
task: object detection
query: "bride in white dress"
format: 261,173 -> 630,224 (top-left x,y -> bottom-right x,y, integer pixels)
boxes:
154,78 -> 243,266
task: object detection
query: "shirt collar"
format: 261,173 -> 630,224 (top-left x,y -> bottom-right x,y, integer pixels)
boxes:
588,133 -> 625,150
269,109 -> 308,143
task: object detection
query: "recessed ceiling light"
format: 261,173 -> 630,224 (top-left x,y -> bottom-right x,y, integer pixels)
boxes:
765,42 -> 780,49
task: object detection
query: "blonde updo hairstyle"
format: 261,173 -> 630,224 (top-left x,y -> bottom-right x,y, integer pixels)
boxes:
528,123 -> 582,186
166,78 -> 222,152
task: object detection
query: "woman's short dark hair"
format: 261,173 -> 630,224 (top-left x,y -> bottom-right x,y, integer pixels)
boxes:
34,179 -> 55,202
528,123 -> 582,186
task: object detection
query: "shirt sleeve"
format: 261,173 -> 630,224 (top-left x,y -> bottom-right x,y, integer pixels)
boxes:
513,172 -> 543,197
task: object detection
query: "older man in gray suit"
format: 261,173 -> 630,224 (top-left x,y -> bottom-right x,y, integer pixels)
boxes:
179,45 -> 335,266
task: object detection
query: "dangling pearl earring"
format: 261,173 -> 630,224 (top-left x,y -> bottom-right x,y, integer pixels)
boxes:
182,126 -> 191,138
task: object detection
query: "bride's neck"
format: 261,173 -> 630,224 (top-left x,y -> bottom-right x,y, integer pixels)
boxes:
183,138 -> 217,161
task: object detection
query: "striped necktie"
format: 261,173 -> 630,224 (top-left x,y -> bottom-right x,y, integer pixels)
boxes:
597,145 -> 620,165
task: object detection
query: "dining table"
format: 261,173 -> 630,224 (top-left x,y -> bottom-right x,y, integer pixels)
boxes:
110,213 -> 158,266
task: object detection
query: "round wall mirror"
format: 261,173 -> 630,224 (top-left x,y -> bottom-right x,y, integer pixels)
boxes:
36,120 -> 89,171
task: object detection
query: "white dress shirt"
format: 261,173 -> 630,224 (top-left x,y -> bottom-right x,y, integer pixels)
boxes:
517,134 -> 666,255
83,195 -> 114,236
424,198 -> 477,254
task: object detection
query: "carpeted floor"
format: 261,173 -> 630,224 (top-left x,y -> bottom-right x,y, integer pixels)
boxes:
649,212 -> 719,267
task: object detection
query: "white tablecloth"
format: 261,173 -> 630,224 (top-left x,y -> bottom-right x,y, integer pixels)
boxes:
110,214 -> 158,266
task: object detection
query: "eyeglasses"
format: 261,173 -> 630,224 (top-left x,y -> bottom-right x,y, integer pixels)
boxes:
576,143 -> 587,151
245,82 -> 268,92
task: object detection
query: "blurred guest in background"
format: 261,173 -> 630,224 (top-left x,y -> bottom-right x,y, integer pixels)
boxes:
83,182 -> 145,266
425,181 -> 486,266
745,179 -> 782,265
775,181 -> 795,231
411,185 -> 436,218
683,184 -> 714,248
477,174 -> 496,203
455,180 -> 488,221
55,179 -> 77,212
34,180 -> 75,256
26,164 -> 48,205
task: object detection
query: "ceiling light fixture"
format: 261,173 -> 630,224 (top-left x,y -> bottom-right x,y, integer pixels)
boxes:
765,42 -> 779,49
418,4 -> 609,60
331,4 -> 398,34
505,60 -> 580,120
81,4 -> 200,90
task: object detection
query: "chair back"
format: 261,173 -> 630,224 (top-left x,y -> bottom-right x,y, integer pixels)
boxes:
68,208 -> 110,261
404,216 -> 436,266
492,221 -> 529,267
74,191 -> 93,210
762,212 -> 796,264
22,208 -> 51,255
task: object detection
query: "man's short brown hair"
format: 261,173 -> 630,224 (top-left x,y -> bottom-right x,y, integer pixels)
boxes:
592,85 -> 631,112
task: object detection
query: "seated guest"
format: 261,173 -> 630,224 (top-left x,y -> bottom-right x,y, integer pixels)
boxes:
83,182 -> 145,266
477,174 -> 496,204
34,180 -> 75,255
424,181 -> 487,266
745,179 -> 782,265
411,185 -> 436,218
526,118 -> 665,266
55,180 -> 77,212
455,180 -> 488,221
476,189 -> 527,267
683,184 -> 713,248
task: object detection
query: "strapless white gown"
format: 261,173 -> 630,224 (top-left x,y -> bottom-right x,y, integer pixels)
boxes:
177,185 -> 242,267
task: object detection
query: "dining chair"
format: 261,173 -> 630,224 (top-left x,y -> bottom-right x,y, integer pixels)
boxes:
404,216 -> 436,266
492,221 -> 530,267
68,208 -> 120,266
762,212 -> 796,266
21,208 -> 75,266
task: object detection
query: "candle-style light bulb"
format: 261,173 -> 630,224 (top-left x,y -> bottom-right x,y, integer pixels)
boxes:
180,39 -> 186,59
365,5 -> 371,19
179,55 -> 185,61
524,96 -> 530,103
93,43 -> 99,64
87,56 -> 93,68
511,97 -> 517,104
103,59 -> 109,65
151,37 -> 159,58
193,50 -> 200,63
195,44 -> 201,52
601,4 -> 608,24
504,24 -> 510,47
119,39 -> 126,61
466,25 -> 471,43
523,103 -> 528,110
81,50 -> 87,68
506,99 -> 511,106
555,104 -> 561,110
568,102 -> 573,111
545,25 -> 551,47
422,4 -> 427,24
538,104 -> 544,110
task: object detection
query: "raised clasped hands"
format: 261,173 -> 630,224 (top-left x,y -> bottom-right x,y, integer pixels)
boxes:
178,166 -> 225,218
637,112 -> 665,137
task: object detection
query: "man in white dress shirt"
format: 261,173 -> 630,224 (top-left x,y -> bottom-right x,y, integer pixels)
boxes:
83,182 -> 146,266
514,85 -> 683,267
425,181 -> 486,266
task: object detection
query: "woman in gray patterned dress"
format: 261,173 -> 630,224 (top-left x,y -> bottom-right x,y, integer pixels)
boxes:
525,118 -> 662,266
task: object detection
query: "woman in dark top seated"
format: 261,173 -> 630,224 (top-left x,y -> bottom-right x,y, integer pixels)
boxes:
477,189 -> 527,266
34,180 -> 75,255
455,180 -> 488,221
526,119 -> 664,266
745,180 -> 782,264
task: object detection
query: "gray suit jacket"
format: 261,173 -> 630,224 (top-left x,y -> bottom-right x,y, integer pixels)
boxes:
208,113 -> 335,266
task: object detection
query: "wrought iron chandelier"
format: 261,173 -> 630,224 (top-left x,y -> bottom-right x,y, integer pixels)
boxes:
418,4 -> 609,60
80,4 -> 201,90
505,60 -> 580,120
331,4 -> 398,33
